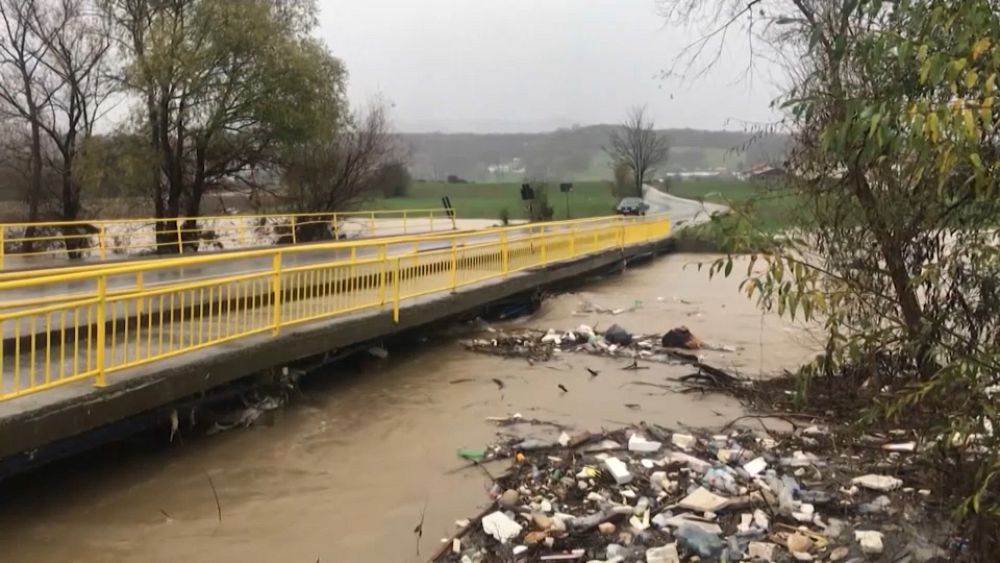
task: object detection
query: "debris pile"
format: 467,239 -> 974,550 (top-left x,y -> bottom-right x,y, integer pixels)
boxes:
462,324 -> 734,365
461,324 -> 743,393
462,330 -> 563,362
435,423 -> 945,563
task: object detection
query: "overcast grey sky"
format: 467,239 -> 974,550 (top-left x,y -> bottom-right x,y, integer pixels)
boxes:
317,0 -> 783,134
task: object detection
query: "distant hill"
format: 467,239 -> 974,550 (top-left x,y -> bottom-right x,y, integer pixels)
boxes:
400,125 -> 789,182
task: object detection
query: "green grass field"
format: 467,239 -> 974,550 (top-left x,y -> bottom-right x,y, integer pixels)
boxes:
376,177 -> 798,234
376,181 -> 619,221
668,177 -> 798,232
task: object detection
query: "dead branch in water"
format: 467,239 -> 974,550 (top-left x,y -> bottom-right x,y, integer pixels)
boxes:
414,499 -> 427,556
721,413 -> 824,433
618,381 -> 676,393
206,473 -> 222,522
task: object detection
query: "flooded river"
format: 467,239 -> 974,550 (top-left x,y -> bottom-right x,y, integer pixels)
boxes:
0,253 -> 815,563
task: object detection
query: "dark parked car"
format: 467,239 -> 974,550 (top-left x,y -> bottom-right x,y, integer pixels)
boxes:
616,197 -> 650,216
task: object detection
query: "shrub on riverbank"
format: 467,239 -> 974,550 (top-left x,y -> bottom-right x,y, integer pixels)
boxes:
666,0 -> 1000,556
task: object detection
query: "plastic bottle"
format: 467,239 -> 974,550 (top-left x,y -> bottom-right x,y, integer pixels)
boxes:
676,524 -> 724,558
704,467 -> 740,495
457,448 -> 485,461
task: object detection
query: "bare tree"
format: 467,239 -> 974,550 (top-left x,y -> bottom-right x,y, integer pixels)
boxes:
0,0 -> 53,241
35,0 -> 113,221
604,105 -> 670,198
279,100 -> 403,241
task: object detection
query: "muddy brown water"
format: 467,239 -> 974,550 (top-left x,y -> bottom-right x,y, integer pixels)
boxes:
0,254 -> 815,563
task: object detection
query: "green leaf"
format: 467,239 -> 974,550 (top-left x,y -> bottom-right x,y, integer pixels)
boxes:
843,0 -> 859,19
808,27 -> 822,51
868,112 -> 881,138
963,109 -> 977,138
971,37 -> 991,60
868,0 -> 884,18
897,41 -> 911,63
926,112 -> 940,142
920,60 -> 932,83
911,113 -> 926,140
917,44 -> 929,62
965,71 -> 978,90
930,57 -> 948,84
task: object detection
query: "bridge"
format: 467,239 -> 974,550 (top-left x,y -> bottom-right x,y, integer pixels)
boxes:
0,193 -> 703,470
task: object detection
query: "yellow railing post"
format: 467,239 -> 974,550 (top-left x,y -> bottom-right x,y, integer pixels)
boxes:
378,244 -> 387,305
175,220 -> 184,254
271,253 -> 283,335
403,210 -> 408,234
369,212 -> 376,236
392,257 -> 401,323
450,240 -> 458,290
290,216 -> 297,245
350,245 -> 357,285
99,225 -> 107,260
0,227 -> 6,269
501,231 -> 509,276
239,220 -> 248,247
95,275 -> 107,387
136,272 -> 144,317
332,213 -> 340,240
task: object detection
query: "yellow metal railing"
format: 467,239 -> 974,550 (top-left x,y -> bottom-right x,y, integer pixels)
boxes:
0,208 -> 455,268
0,214 -> 670,401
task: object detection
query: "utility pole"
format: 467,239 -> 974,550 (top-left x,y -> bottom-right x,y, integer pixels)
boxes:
520,183 -> 535,220
560,183 -> 573,219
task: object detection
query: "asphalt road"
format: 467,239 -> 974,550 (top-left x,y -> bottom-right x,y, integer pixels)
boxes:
643,185 -> 728,227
